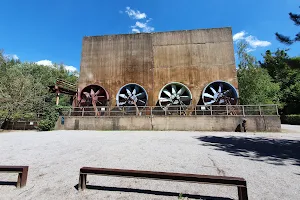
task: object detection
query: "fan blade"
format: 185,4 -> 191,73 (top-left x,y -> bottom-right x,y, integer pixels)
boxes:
206,100 -> 216,105
136,92 -> 146,98
90,89 -> 95,96
95,89 -> 101,96
218,83 -> 223,93
165,103 -> 172,108
224,89 -> 232,95
177,87 -> 186,96
119,102 -> 126,105
119,94 -> 127,99
163,89 -> 172,97
126,88 -> 132,96
96,100 -> 103,105
133,85 -> 139,95
210,87 -> 217,95
179,96 -> 191,101
138,99 -> 146,104
132,89 -> 136,95
159,98 -> 172,102
203,93 -> 214,99
171,85 -> 177,95
83,92 -> 90,98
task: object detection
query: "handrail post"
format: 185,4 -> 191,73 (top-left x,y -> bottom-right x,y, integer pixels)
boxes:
276,105 -> 279,116
242,105 -> 245,117
210,105 -> 213,116
226,105 -> 228,116
195,106 -> 197,116
259,105 -> 262,116
150,107 -> 152,116
82,107 -> 84,116
180,106 -> 181,116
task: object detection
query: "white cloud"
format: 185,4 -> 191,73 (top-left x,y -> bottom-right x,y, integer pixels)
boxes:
122,6 -> 154,33
246,48 -> 255,53
131,20 -> 154,33
64,65 -> 77,72
233,31 -> 271,51
125,7 -> 147,19
233,31 -> 247,41
4,54 -> 19,60
36,60 -> 53,67
36,59 -> 78,72
132,28 -> 141,33
245,36 -> 271,48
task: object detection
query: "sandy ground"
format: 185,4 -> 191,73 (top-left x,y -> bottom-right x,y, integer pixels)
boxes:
0,127 -> 300,200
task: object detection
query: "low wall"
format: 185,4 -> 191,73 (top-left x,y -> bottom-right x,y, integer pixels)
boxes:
56,116 -> 281,132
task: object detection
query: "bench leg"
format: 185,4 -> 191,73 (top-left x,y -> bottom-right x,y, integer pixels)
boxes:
79,174 -> 87,190
20,168 -> 28,188
17,171 -> 28,188
17,174 -> 21,188
238,186 -> 248,200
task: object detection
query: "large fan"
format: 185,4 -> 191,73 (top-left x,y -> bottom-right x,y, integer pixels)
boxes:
158,82 -> 192,110
116,83 -> 148,108
79,85 -> 109,107
202,81 -> 238,105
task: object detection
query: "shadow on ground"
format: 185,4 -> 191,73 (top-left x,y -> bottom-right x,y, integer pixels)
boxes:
74,184 -> 233,200
197,136 -> 300,166
0,181 -> 17,187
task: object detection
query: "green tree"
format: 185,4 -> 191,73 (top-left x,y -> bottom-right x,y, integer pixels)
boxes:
0,50 -> 78,129
275,6 -> 300,45
236,41 -> 281,105
260,49 -> 300,114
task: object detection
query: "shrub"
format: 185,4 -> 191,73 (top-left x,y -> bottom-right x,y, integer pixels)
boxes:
281,114 -> 300,125
37,119 -> 55,131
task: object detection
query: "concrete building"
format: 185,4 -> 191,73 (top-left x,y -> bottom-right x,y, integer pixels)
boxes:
78,27 -> 238,108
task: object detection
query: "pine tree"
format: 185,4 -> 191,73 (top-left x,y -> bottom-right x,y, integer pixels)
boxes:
275,7 -> 300,45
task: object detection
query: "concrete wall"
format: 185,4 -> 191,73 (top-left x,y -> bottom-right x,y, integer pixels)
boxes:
79,27 -> 238,107
57,116 -> 281,132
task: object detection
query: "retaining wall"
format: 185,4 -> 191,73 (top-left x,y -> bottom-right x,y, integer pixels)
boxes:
56,116 -> 281,132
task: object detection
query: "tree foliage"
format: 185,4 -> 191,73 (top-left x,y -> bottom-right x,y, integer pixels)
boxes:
0,51 -> 78,129
275,6 -> 300,45
236,41 -> 281,105
260,49 -> 300,114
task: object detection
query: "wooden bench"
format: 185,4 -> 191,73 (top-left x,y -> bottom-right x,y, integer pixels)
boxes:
78,167 -> 248,200
0,166 -> 29,188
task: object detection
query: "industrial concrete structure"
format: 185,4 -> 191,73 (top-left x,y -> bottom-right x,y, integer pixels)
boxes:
78,27 -> 238,109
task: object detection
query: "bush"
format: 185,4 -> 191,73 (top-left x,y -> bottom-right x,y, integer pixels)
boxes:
37,106 -> 60,131
281,114 -> 300,125
37,119 -> 55,131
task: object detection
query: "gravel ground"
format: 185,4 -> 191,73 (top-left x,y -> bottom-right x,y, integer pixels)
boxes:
0,128 -> 300,200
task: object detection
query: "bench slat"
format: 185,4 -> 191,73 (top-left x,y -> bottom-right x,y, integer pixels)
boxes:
80,167 -> 246,186
0,166 -> 28,172
79,167 -> 248,200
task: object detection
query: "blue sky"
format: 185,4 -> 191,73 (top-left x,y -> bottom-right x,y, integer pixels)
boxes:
1,0 -> 299,71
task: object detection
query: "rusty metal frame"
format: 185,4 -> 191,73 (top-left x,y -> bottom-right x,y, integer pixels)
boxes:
0,166 -> 29,188
78,167 -> 248,200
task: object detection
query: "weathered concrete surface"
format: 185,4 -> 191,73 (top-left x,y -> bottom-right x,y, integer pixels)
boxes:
79,27 -> 238,107
57,116 -> 281,132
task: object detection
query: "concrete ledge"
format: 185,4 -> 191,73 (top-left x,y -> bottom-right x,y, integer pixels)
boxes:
56,116 -> 281,132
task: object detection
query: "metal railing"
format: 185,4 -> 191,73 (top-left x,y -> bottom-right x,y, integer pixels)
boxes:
60,104 -> 279,117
